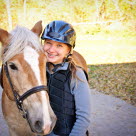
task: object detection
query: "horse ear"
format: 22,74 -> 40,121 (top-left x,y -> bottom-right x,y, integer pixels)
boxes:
31,20 -> 43,37
0,28 -> 10,47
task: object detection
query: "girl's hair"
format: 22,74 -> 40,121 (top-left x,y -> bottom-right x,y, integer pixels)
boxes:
67,57 -> 77,79
66,45 -> 83,81
67,57 -> 84,83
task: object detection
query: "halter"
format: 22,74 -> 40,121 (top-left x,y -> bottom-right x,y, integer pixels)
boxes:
2,62 -> 48,129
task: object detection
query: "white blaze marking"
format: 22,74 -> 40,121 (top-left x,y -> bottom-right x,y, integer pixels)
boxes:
24,47 -> 51,125
24,46 -> 41,84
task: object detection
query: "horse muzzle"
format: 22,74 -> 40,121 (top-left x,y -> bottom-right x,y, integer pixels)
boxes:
28,113 -> 57,135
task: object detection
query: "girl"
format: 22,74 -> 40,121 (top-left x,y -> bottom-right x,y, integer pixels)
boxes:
41,20 -> 91,136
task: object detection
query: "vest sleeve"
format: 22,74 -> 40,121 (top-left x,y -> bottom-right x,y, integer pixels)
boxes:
70,68 -> 91,136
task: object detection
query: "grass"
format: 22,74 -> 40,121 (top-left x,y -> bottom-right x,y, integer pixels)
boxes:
88,63 -> 136,106
75,39 -> 136,65
74,36 -> 136,106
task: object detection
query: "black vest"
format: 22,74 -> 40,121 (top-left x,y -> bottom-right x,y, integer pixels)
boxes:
47,67 -> 76,136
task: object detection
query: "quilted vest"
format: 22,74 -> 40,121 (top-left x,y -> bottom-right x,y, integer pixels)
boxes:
47,67 -> 76,136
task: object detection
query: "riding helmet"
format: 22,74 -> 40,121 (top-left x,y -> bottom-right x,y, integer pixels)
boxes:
41,20 -> 76,48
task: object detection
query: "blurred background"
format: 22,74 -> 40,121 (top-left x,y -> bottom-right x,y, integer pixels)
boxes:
0,0 -> 136,64
0,0 -> 136,105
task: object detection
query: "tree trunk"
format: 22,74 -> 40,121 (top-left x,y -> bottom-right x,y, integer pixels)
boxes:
112,0 -> 122,16
94,0 -> 105,21
95,0 -> 100,21
5,0 -> 12,30
23,0 -> 27,22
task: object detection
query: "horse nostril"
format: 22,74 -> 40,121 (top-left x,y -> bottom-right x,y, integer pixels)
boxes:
34,120 -> 43,133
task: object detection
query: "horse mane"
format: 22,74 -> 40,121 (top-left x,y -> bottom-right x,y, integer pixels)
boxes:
2,26 -> 43,63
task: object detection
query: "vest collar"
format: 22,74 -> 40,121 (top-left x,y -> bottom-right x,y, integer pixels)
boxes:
46,62 -> 69,73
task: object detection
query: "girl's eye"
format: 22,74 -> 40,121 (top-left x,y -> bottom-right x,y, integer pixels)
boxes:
46,41 -> 51,45
9,63 -> 18,70
57,44 -> 63,47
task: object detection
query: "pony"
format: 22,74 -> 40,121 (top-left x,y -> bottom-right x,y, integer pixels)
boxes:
0,21 -> 57,136
0,21 -> 88,136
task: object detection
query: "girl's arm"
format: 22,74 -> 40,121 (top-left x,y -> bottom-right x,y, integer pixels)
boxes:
70,68 -> 91,136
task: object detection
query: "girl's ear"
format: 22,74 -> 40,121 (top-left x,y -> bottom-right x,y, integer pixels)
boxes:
31,20 -> 43,37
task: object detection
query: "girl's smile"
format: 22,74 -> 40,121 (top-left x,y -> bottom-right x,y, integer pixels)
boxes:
43,39 -> 70,64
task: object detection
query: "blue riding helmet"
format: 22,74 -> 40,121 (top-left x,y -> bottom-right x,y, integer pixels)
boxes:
41,20 -> 76,48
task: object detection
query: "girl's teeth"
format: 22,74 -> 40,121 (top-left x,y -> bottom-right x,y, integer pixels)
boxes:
49,53 -> 57,56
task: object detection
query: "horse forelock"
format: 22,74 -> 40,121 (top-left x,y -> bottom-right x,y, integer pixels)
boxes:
2,26 -> 43,63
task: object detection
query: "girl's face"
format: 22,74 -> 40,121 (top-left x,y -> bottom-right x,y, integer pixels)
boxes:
43,39 -> 70,64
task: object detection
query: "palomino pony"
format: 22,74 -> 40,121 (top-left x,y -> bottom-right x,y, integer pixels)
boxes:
0,21 -> 88,136
0,21 -> 56,136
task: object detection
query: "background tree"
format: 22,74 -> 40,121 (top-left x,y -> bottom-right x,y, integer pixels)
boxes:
23,0 -> 27,22
5,0 -> 12,30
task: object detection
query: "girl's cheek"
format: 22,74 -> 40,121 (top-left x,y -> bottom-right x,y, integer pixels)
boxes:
43,45 -> 48,51
43,47 -> 46,52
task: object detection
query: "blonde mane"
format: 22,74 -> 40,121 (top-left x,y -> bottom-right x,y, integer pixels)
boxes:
2,26 -> 43,63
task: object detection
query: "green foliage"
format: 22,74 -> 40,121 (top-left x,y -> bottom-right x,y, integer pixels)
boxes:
0,0 -> 136,34
0,0 -> 8,29
120,1 -> 136,20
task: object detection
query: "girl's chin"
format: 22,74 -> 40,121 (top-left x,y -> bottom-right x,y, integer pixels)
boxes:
47,59 -> 62,64
47,58 -> 57,63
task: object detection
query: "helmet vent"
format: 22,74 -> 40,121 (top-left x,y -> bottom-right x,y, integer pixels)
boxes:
52,21 -> 56,32
58,24 -> 69,33
64,28 -> 74,35
49,32 -> 60,38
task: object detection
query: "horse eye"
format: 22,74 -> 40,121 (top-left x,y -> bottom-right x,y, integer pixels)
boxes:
9,64 -> 18,70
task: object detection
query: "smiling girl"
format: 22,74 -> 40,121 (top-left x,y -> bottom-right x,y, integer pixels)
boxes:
41,20 -> 91,136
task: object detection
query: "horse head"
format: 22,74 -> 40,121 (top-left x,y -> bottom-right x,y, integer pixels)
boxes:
0,21 -> 56,135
